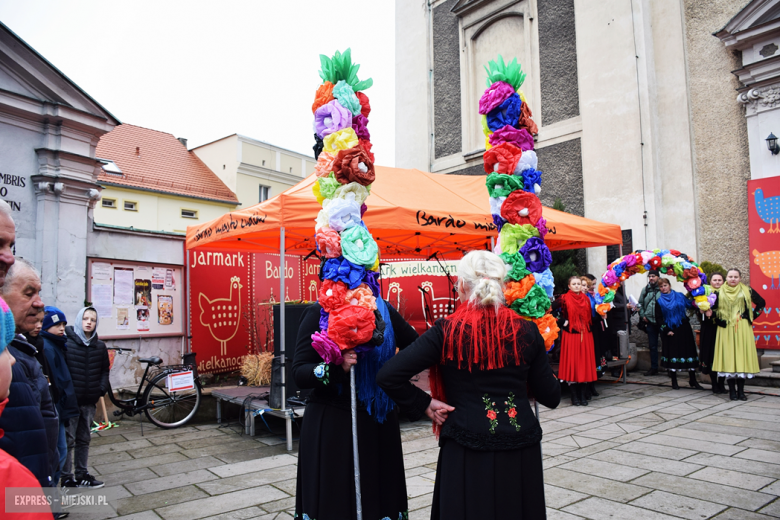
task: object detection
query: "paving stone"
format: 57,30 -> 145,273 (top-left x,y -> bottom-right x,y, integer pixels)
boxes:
113,512 -> 163,520
758,480 -> 780,496
125,469 -> 220,495
200,506 -> 265,519
116,485 -> 209,516
406,475 -> 436,498
147,429 -> 229,446
543,484 -> 589,509
94,452 -> 189,476
685,453 -> 780,480
409,506 -> 432,520
637,433 -> 748,456
270,478 -> 297,496
738,438 -> 780,452
540,444 -> 578,457
210,454 -> 298,478
559,457 -> 650,482
127,443 -> 184,459
546,507 -> 585,519
155,485 -> 289,520
614,441 -> 698,464
631,472 -> 775,510
589,448 -> 703,477
543,455 -> 578,470
563,497 -> 676,519
199,465 -> 299,495
176,433 -> 244,450
101,467 -> 159,487
556,413 -> 603,425
629,490 -> 728,520
711,508 -> 778,519
151,456 -> 225,477
402,435 -> 439,454
179,440 -> 271,460
88,450 -> 135,466
259,496 -> 295,512
91,439 -> 154,456
758,499 -> 780,517
664,426 -> 749,445
543,468 -> 651,503
403,447 -> 440,469
688,467 -> 776,491
215,444 -> 291,464
735,448 -> 780,466
407,493 -> 434,511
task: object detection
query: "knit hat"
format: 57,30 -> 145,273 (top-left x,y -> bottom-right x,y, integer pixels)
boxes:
0,297 -> 13,354
648,269 -> 660,277
43,306 -> 67,331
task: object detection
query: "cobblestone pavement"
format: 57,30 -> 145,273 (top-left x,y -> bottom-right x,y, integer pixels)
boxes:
77,374 -> 780,519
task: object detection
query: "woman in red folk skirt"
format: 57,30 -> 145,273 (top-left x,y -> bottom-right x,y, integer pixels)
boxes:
552,276 -> 597,406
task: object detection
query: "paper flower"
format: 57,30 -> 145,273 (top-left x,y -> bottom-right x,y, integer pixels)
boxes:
320,308 -> 329,331
319,279 -> 349,312
517,101 -> 538,135
315,227 -> 342,258
479,81 -> 515,114
504,275 -> 535,306
359,139 -> 375,162
501,190 -> 543,226
315,208 -> 330,231
489,126 -> 534,151
314,100 -> 352,138
489,196 -> 507,217
535,216 -> 548,239
533,314 -> 559,350
312,180 -> 325,205
533,268 -> 555,298
519,237 -> 552,273
312,81 -> 335,113
498,223 -> 540,255
341,225 -> 379,268
363,270 -> 380,297
333,145 -> 375,186
322,258 -> 365,289
314,152 -> 336,178
602,270 -> 619,287
311,331 -> 343,365
332,80 -> 362,116
323,128 -> 359,154
486,94 -> 522,132
345,284 -> 377,311
492,214 -> 506,231
318,174 -> 341,200
521,168 -> 542,194
648,256 -> 662,269
333,182 -> 370,205
326,195 -> 362,232
500,251 -> 530,281
483,143 -> 523,175
327,304 -> 375,350
596,303 -> 611,316
514,150 -> 538,173
356,92 -> 371,117
509,284 -> 550,318
486,172 -> 523,199
351,114 -> 370,141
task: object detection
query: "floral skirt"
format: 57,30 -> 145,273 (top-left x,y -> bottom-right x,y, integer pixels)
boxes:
558,330 -> 597,383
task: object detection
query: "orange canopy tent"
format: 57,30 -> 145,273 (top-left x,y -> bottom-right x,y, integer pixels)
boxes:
185,166 -> 621,258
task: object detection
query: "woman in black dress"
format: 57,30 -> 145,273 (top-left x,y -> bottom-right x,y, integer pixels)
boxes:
697,272 -> 725,393
378,250 -> 561,520
293,299 -> 420,520
655,278 -> 704,390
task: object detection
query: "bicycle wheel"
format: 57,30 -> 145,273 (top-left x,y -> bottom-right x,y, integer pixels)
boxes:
142,371 -> 201,428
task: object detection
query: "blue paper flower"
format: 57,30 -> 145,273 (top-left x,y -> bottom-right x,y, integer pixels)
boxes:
533,268 -> 555,298
322,257 -> 366,289
521,168 -> 542,193
486,93 -> 522,132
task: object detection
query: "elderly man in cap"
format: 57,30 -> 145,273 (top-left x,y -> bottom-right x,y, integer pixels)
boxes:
639,269 -> 662,376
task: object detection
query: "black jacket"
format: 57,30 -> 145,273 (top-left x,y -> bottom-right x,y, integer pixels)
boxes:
378,316 -> 561,451
42,332 -> 80,422
606,290 -> 628,331
0,337 -> 57,487
64,327 -> 110,406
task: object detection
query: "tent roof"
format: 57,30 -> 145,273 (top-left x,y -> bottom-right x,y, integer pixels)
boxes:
185,166 -> 622,258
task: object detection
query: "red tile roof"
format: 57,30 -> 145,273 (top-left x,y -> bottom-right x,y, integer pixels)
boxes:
96,124 -> 239,204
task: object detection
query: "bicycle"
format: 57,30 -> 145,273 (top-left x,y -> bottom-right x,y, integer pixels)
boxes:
106,349 -> 202,429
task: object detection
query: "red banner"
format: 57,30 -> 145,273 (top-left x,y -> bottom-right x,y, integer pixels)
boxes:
749,175 -> 780,350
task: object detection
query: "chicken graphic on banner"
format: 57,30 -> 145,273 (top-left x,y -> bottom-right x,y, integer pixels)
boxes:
749,176 -> 780,349
199,276 -> 243,356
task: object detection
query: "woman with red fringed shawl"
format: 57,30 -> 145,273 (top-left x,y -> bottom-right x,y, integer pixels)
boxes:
378,250 -> 560,520
551,276 -> 597,406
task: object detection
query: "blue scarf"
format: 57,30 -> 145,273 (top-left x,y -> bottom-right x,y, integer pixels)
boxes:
657,291 -> 688,329
355,298 -> 396,423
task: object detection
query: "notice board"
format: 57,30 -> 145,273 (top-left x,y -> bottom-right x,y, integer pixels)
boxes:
87,258 -> 184,339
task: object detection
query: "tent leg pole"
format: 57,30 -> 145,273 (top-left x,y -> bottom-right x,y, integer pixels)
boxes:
280,228 -> 290,450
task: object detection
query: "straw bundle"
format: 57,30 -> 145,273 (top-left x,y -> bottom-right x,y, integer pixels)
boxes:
240,352 -> 274,386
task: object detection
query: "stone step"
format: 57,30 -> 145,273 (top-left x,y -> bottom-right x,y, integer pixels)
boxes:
772,360 -> 780,373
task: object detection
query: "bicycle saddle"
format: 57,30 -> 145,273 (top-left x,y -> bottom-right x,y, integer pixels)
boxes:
139,356 -> 163,365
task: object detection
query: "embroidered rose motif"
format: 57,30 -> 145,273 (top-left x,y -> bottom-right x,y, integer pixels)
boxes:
487,410 -> 497,421
504,392 -> 521,431
482,394 -> 499,434
507,408 -> 517,418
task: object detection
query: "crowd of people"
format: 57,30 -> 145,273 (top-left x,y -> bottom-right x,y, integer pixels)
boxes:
0,200 -> 110,519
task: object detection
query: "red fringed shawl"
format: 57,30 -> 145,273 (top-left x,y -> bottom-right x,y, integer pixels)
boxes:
559,291 -> 591,334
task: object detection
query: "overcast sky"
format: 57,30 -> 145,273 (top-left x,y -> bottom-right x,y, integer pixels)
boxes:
0,0 -> 396,164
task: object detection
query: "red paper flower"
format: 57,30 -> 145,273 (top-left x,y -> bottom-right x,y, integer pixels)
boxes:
312,82 -> 335,114
356,92 -> 371,118
649,256 -> 662,269
359,139 -> 375,162
486,410 -> 497,421
327,305 -> 375,350
482,142 -> 523,174
333,145 -> 376,186
500,190 -> 542,226
318,280 -> 348,313
315,227 -> 342,258
507,408 -> 517,418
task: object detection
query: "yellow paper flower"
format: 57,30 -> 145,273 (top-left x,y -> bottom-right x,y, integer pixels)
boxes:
518,90 -> 526,103
323,128 -> 358,154
485,135 -> 493,150
370,256 -> 380,272
312,181 -> 325,205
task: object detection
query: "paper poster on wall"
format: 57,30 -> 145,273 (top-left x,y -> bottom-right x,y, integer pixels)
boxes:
165,269 -> 176,290
91,284 -> 113,319
152,269 -> 166,290
114,268 -> 134,305
158,295 -> 173,325
134,279 -> 152,307
93,263 -> 111,280
116,307 -> 129,330
136,308 -> 150,331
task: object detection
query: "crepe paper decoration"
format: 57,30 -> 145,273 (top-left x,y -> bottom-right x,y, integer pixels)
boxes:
333,182 -> 371,205
517,101 -> 538,135
519,237 -> 552,273
326,196 -> 362,232
332,80 -> 363,116
333,145 -> 375,186
479,81 -> 515,115
360,203 -> 368,217
481,115 -> 491,137
312,180 -> 325,205
314,100 -> 353,138
328,304 -> 376,350
489,196 -> 507,217
352,114 -> 371,141
498,223 -> 540,255
315,208 -> 330,231
316,227 -> 342,258
318,48 -> 373,93
369,256 -> 379,272
487,94 -> 523,132
313,133 -> 324,159
486,172 -> 524,199
501,190 -> 543,226
483,143 -> 523,175
318,174 -> 341,201
341,224 -> 379,268
356,92 -> 371,117
533,314 -> 559,351
359,139 -> 375,162
499,251 -> 530,281
533,268 -> 555,298
311,330 -> 343,365
509,284 -> 550,319
319,280 -> 349,313
504,275 -> 536,306
596,303 -> 611,316
319,308 -> 329,331
514,149 -> 538,173
323,127 -> 359,154
492,214 -> 506,231
364,270 -> 380,297
345,284 -> 377,311
521,168 -> 542,195
484,55 -> 526,92
535,216 -> 548,239
489,125 -> 535,151
312,81 -> 335,114
322,258 -> 366,289
314,151 -> 336,178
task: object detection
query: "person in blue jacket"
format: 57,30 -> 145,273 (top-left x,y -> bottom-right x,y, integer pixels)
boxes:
42,306 -> 79,486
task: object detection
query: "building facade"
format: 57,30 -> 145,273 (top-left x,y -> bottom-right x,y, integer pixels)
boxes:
396,0 -> 759,300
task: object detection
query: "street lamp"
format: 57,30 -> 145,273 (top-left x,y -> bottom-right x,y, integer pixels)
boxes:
766,133 -> 780,155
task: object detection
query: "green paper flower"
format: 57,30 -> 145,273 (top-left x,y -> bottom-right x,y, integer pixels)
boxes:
499,223 -> 540,255
319,48 -> 373,92
318,174 -> 341,200
486,172 -> 524,198
484,55 -> 526,91
509,284 -> 550,319
500,251 -> 530,281
341,225 -> 379,268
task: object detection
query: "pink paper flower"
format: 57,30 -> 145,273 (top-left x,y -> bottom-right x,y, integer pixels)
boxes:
479,81 -> 515,115
489,126 -> 534,151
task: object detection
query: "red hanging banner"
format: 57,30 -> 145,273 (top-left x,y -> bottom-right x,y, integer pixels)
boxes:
748,175 -> 780,350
